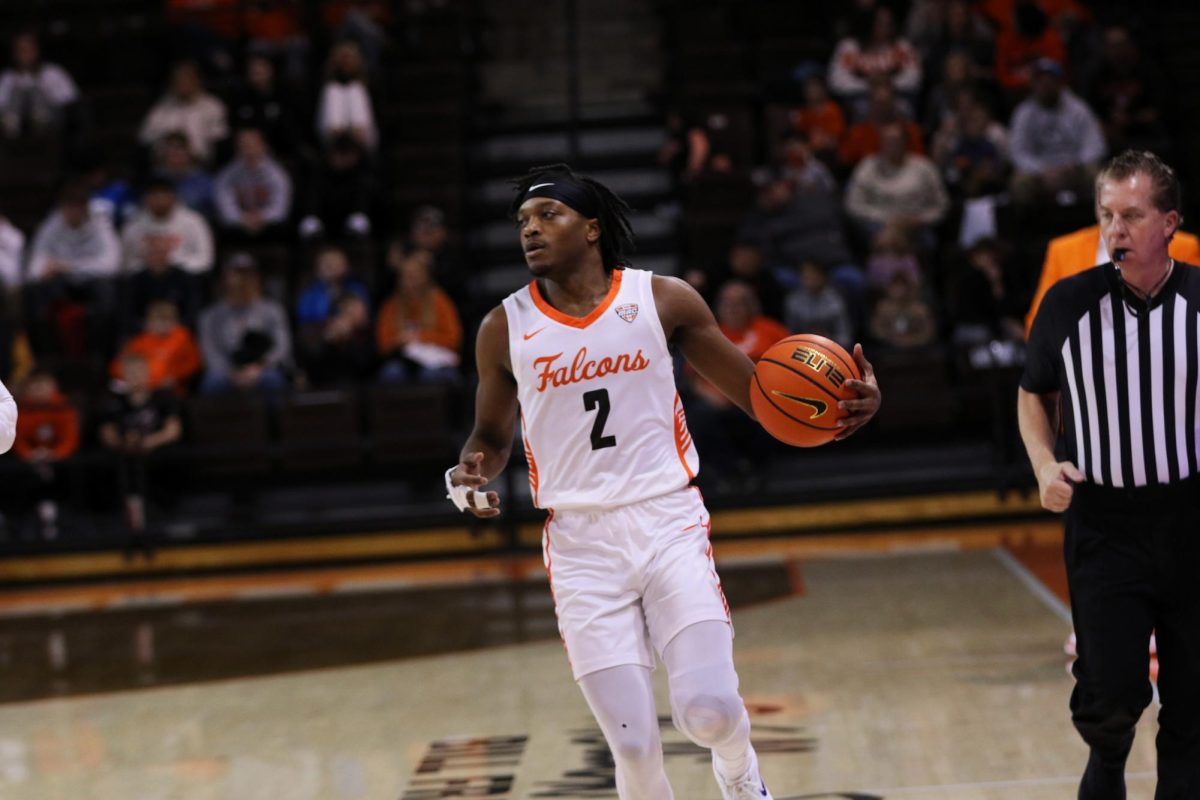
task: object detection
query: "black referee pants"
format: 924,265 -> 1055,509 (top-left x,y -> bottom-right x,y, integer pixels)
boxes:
1066,480 -> 1200,800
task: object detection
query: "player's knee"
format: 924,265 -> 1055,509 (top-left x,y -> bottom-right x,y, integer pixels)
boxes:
609,730 -> 661,768
672,692 -> 744,747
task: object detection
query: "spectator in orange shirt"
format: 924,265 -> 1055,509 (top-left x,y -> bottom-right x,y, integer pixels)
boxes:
111,301 -> 203,395
993,0 -> 1068,95
377,247 -> 463,384
686,280 -> 789,490
839,81 -> 925,168
13,369 -> 79,540
789,74 -> 846,165
979,0 -> 1088,36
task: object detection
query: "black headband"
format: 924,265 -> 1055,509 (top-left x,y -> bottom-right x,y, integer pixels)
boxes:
523,179 -> 599,218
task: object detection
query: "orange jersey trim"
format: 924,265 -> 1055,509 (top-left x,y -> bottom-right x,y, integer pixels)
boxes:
673,392 -> 696,481
521,411 -> 540,508
528,269 -> 624,329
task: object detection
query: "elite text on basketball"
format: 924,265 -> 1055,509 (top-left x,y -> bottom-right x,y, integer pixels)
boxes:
789,346 -> 846,388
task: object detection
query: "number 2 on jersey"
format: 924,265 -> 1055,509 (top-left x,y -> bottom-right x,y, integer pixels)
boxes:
582,388 -> 617,450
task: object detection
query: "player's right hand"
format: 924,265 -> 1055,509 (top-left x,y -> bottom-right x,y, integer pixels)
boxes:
1037,461 -> 1084,512
451,452 -> 502,518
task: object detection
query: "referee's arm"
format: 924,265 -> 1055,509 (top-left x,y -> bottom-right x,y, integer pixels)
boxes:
1017,388 -> 1083,513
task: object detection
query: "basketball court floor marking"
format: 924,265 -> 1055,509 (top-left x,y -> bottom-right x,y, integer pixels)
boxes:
992,548 -> 1072,624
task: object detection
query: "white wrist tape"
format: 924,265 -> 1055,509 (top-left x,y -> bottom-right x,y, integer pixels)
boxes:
445,466 -> 487,512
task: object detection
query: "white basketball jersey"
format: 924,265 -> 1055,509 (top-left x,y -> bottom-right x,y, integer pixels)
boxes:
502,268 -> 699,510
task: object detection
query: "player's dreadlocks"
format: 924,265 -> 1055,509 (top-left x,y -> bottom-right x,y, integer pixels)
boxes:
510,163 -> 636,272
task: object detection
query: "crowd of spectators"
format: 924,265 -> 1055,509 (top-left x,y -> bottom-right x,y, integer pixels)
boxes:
674,7 -> 1146,365
664,0 -> 1177,487
0,0 -> 1185,521
0,4 -> 464,542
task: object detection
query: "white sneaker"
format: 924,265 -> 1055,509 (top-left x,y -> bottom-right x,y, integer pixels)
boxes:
713,748 -> 773,800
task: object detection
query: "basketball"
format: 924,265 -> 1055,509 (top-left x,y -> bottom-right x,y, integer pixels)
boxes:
750,334 -> 861,447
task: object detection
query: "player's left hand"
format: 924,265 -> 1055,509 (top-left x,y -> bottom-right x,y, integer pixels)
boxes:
835,343 -> 881,441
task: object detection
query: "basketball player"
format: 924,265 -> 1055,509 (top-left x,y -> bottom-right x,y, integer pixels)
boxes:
446,164 -> 881,799
0,376 -> 16,454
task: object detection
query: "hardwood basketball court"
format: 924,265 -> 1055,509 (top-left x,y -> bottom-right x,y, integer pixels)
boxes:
0,522 -> 1163,799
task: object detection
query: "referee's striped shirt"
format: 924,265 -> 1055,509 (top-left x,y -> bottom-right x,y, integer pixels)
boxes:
1021,261 -> 1200,488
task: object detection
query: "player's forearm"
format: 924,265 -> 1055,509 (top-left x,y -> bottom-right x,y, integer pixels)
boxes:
680,335 -> 757,419
717,361 -> 757,419
1017,388 -> 1058,474
460,430 -> 512,482
689,355 -> 756,419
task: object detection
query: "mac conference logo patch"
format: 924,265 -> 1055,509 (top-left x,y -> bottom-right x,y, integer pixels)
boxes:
615,303 -> 638,323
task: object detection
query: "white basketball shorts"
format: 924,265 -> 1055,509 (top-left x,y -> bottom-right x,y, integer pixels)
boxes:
542,486 -> 732,680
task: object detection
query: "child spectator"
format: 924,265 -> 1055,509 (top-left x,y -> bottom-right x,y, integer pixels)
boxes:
376,248 -> 462,383
788,74 -> 846,165
139,60 -> 229,164
317,40 -> 377,152
98,351 -> 183,559
829,6 -> 922,117
111,301 -> 203,395
870,272 -> 937,350
154,132 -> 216,219
296,245 -> 369,325
865,223 -> 922,291
0,31 -> 79,141
213,126 -> 292,242
121,178 -> 214,276
198,253 -> 291,394
784,261 -> 854,347
13,370 -> 79,540
298,134 -> 374,240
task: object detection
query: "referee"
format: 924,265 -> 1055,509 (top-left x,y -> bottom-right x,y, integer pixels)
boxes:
1019,150 -> 1200,799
